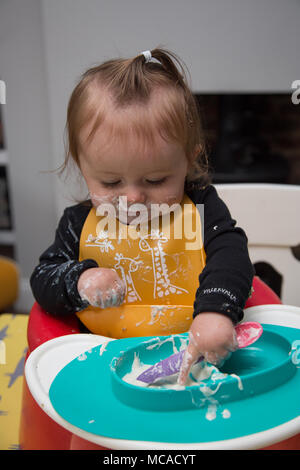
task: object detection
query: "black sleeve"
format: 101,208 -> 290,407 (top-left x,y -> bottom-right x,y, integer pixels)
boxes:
186,184 -> 255,325
30,202 -> 99,315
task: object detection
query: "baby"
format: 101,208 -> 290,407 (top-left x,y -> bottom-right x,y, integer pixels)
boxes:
30,48 -> 254,385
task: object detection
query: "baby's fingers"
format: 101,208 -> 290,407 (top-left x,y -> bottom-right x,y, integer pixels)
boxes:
204,349 -> 229,366
177,342 -> 199,386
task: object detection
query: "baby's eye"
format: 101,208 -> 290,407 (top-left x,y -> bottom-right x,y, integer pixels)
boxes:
101,181 -> 121,187
146,178 -> 166,185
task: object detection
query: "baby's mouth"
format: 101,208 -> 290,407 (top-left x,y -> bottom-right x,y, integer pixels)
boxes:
116,197 -> 149,224
117,207 -> 150,225
92,194 -> 180,225
117,197 -> 180,225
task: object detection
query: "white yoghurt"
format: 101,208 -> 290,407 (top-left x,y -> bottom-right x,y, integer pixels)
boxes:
120,337 -> 244,421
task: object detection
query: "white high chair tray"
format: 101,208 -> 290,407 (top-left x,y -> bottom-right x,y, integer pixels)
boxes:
25,305 -> 300,450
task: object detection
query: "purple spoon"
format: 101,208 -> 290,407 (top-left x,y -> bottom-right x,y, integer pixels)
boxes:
137,321 -> 263,384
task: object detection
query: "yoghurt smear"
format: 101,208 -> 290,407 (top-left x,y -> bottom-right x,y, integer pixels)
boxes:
121,350 -> 243,421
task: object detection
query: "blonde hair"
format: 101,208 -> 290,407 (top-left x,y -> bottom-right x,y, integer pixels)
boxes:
61,47 -> 210,188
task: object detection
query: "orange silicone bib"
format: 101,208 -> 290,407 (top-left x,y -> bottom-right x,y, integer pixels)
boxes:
76,194 -> 206,338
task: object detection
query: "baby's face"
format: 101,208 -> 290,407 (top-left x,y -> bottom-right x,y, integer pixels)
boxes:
79,124 -> 189,224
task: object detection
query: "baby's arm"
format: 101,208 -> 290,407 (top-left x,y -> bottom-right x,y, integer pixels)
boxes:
193,185 -> 255,324
178,185 -> 255,384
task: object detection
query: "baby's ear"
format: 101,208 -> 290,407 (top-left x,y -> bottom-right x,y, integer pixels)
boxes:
187,144 -> 202,168
193,144 -> 204,159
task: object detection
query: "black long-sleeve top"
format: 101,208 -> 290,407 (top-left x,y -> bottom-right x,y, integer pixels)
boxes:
30,183 -> 255,325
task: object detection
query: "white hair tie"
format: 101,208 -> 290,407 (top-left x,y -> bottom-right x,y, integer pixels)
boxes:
140,50 -> 162,65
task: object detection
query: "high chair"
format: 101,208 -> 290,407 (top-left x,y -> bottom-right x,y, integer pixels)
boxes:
19,303 -> 81,450
20,182 -> 300,449
19,275 -> 281,450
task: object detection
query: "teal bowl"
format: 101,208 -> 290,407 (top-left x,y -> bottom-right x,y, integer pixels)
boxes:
111,330 -> 296,411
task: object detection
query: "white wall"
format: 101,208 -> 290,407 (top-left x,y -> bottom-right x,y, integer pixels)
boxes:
0,0 -> 57,309
0,0 -> 299,310
41,0 -> 300,215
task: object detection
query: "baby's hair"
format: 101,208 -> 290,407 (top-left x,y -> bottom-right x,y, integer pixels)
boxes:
61,47 -> 211,188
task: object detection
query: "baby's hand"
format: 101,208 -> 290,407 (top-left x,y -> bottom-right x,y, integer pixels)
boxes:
178,312 -> 238,385
77,267 -> 126,309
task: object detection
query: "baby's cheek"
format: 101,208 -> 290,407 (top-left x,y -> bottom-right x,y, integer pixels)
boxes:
89,191 -> 119,209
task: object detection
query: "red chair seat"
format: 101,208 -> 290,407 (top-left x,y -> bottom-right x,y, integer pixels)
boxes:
244,276 -> 281,309
20,303 -> 80,450
27,302 -> 81,352
21,277 -> 300,450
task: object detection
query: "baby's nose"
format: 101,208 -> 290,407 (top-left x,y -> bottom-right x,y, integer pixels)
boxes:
126,189 -> 146,205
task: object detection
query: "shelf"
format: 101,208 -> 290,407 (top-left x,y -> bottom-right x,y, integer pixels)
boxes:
0,229 -> 15,245
0,149 -> 8,165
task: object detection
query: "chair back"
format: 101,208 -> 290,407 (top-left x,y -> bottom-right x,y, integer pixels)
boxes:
215,184 -> 300,307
